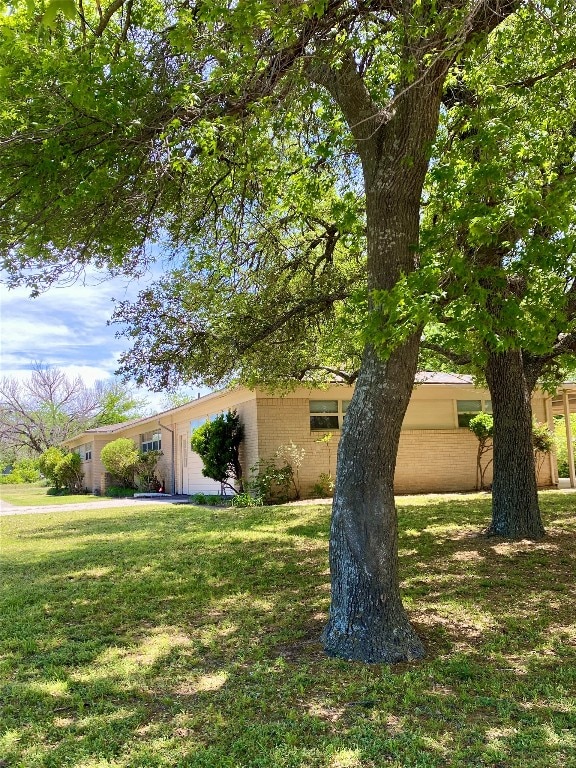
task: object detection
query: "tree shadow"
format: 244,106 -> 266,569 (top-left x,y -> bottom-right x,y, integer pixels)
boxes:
1,495 -> 574,767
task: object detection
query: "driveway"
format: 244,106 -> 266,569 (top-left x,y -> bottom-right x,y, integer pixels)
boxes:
0,496 -> 192,516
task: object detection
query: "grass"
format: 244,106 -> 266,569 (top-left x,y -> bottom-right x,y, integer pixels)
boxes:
1,491 -> 575,768
0,482 -> 98,506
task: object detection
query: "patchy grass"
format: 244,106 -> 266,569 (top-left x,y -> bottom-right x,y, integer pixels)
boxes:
1,492 -> 575,768
0,482 -> 98,506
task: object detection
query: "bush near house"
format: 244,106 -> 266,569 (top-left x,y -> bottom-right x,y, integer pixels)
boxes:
100,438 -> 141,488
100,438 -> 163,491
191,410 -> 244,493
38,447 -> 83,493
248,442 -> 306,504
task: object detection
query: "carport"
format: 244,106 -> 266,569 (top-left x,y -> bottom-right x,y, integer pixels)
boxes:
550,382 -> 576,488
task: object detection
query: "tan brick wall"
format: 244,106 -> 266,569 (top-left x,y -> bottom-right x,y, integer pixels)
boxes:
65,383 -> 554,496
253,385 -> 554,496
395,429 -> 481,493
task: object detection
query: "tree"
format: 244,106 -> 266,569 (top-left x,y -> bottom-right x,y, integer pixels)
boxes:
100,438 -> 141,488
93,380 -> 148,426
191,411 -> 244,493
0,365 -> 146,456
418,7 -> 576,539
0,0 -> 532,661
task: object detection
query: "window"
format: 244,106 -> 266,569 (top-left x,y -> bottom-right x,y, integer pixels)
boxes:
457,400 -> 492,428
190,413 -> 221,435
309,400 -> 350,431
76,443 -> 92,461
141,429 -> 161,452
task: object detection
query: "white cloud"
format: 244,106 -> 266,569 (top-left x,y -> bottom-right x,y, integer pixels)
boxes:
0,270 -> 210,413
2,273 -> 140,384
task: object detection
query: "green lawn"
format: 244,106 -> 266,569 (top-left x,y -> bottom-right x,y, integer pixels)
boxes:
1,493 -> 575,767
0,482 -> 99,506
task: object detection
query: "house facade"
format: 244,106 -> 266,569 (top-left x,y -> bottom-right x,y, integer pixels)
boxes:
64,373 -> 565,497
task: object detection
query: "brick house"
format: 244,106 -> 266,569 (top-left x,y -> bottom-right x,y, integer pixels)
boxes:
63,372 -> 565,496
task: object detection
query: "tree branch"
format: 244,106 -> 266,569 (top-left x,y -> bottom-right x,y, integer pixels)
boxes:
505,55 -> 576,89
421,341 -> 473,366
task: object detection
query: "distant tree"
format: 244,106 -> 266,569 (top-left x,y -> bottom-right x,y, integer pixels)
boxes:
93,380 -> 148,426
0,365 -> 147,455
0,457 -> 40,484
159,390 -> 197,411
191,411 -> 244,494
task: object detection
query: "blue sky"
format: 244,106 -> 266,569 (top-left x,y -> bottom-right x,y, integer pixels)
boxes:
0,269 -> 205,411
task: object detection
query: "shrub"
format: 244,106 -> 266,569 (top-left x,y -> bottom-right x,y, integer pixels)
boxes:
312,472 -> 335,498
532,421 -> 554,481
38,447 -> 83,492
135,449 -> 163,491
0,458 -> 41,484
275,442 -> 305,499
191,410 -> 244,493
190,492 -> 225,506
105,485 -> 136,498
231,492 -> 263,508
468,413 -> 494,491
100,438 -> 140,488
554,415 -> 576,477
247,443 -> 306,504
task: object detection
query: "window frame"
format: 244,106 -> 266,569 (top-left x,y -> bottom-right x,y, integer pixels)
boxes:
456,399 -> 492,428
309,400 -> 349,431
141,429 -> 162,453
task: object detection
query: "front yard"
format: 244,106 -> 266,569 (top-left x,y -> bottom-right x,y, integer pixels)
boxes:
0,482 -> 98,507
1,492 -> 574,767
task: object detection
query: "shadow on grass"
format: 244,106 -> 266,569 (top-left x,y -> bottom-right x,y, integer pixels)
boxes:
1,494 -> 574,767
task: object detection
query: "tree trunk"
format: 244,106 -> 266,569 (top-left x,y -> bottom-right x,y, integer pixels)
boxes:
485,349 -> 544,539
322,65 -> 447,661
322,339 -> 425,662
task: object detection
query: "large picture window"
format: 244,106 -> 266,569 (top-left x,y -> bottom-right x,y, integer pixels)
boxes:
457,399 -> 492,428
141,429 -> 161,452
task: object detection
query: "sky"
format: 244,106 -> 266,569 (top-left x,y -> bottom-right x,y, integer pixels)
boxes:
0,269 -> 205,413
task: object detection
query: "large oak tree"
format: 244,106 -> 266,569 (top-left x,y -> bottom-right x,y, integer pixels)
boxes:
0,0 -> 539,661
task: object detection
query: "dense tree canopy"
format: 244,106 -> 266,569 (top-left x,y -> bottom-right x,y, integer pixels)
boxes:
1,0 -> 563,661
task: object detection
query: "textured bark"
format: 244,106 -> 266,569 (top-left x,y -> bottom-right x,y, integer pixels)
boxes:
322,340 -> 425,662
485,349 -> 545,539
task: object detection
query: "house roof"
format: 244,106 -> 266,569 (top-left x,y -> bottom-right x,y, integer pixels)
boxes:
415,371 -> 474,385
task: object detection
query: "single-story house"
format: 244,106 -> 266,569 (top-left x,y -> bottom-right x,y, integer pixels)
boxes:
63,372 -> 576,496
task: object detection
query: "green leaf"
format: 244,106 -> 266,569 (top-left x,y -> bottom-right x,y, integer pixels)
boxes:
42,0 -> 76,29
